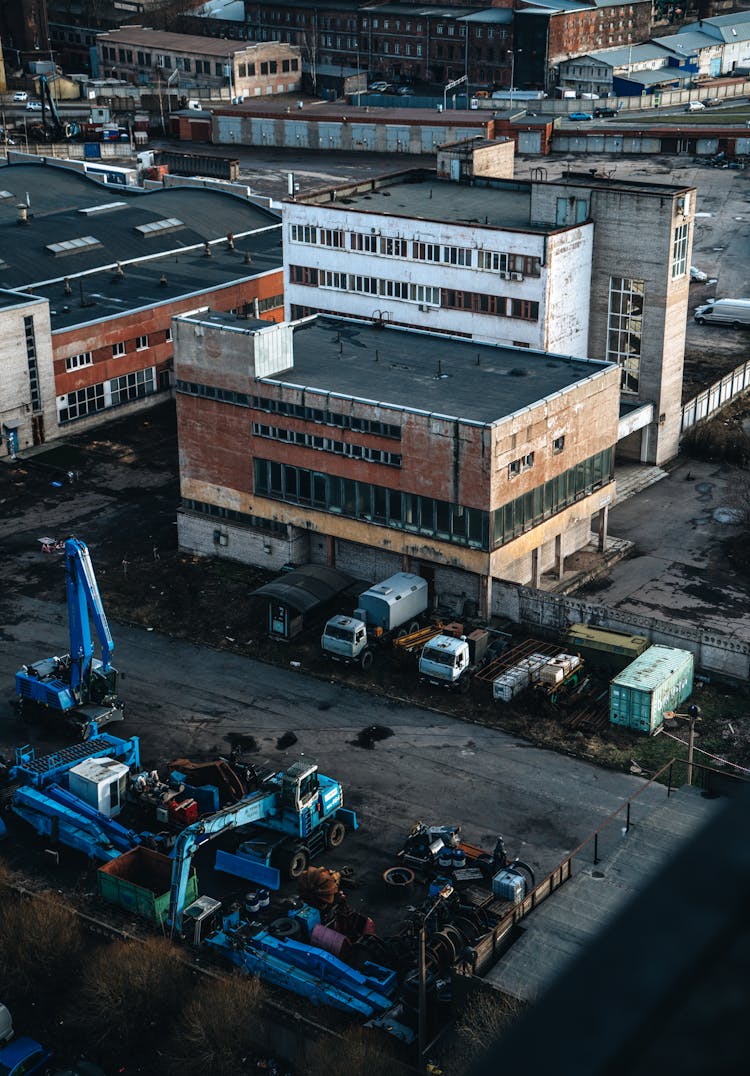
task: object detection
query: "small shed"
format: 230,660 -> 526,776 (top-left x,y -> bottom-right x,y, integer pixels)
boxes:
251,564 -> 358,639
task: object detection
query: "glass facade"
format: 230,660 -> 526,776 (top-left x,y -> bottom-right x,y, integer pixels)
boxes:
253,447 -> 614,553
607,277 -> 644,393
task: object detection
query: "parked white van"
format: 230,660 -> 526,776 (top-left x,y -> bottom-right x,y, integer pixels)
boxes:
694,299 -> 750,328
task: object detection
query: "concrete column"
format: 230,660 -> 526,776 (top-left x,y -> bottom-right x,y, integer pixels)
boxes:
640,425 -> 650,463
597,505 -> 609,552
530,548 -> 542,589
555,534 -> 565,580
326,535 -> 336,567
479,574 -> 493,620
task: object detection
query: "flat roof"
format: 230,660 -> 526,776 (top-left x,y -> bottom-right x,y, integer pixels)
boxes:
32,228 -> 283,333
0,162 -> 280,289
298,171 -> 691,227
0,288 -> 45,311
95,27 -> 265,57
186,312 -> 614,426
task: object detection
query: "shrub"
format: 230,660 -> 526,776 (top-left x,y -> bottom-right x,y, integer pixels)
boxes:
0,890 -> 82,1005
166,972 -> 264,1076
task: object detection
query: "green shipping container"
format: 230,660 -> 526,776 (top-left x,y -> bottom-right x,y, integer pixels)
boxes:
98,846 -> 198,925
609,645 -> 694,735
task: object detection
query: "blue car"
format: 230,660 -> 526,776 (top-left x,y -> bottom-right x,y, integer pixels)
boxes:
569,111 -> 593,121
0,1036 -> 53,1076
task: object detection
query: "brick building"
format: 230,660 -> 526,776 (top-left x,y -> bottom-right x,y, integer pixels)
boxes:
174,311 -> 620,613
96,27 -> 300,95
283,165 -> 695,464
0,161 -> 283,451
242,0 -> 515,89
515,0 -> 654,92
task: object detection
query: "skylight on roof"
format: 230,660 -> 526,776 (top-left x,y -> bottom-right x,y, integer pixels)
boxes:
0,191 -> 14,200
46,235 -> 102,257
134,217 -> 184,237
78,201 -> 128,216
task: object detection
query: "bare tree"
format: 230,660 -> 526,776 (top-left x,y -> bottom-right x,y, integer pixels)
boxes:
166,973 -> 265,1076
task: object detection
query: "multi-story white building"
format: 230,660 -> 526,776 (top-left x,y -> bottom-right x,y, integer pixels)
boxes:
0,291 -> 55,457
283,161 -> 695,466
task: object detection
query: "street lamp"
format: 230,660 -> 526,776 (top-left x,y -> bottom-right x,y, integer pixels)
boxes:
418,882 -> 453,1072
665,705 -> 701,786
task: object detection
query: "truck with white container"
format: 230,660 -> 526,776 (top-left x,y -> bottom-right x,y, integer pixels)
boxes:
321,573 -> 428,669
418,629 -> 490,693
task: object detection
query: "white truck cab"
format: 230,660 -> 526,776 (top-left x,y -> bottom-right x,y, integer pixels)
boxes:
321,615 -> 372,667
419,634 -> 471,692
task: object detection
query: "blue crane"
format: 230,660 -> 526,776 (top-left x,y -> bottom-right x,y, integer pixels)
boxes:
15,538 -> 123,739
168,761 -> 356,934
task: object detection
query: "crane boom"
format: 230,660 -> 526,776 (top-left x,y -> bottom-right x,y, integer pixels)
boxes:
66,538 -> 114,688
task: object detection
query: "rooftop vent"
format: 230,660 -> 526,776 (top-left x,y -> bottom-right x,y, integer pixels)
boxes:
46,235 -> 102,256
134,217 -> 184,238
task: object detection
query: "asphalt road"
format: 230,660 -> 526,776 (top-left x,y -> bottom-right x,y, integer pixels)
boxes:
0,592 -> 663,891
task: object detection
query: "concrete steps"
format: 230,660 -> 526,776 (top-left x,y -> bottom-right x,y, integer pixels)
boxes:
485,785 -> 723,1002
615,465 -> 668,503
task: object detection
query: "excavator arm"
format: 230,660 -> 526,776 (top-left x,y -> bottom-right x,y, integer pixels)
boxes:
65,538 -> 114,693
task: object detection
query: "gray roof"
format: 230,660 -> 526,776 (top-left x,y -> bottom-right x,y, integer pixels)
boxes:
618,67 -> 692,86
699,10 -> 750,43
0,163 -> 281,289
586,43 -> 674,66
30,228 -> 283,333
653,31 -> 721,55
94,27 -> 266,57
252,564 -> 356,615
275,315 -> 613,427
0,288 -> 44,311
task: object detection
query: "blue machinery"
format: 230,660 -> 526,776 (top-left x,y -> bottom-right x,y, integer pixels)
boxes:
15,538 -> 123,738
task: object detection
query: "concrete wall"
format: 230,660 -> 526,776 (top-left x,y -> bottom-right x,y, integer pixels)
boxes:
492,581 -> 750,682
0,295 -> 56,455
177,510 -> 308,572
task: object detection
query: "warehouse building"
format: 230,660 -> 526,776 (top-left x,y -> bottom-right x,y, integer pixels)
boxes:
96,27 -> 301,96
174,311 -> 620,615
283,165 -> 695,465
0,161 -> 284,452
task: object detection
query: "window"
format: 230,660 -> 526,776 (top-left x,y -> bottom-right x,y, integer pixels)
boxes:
136,335 -> 149,350
671,221 -> 689,279
607,277 -> 644,392
290,223 -> 316,244
65,352 -> 93,371
254,459 -> 487,548
58,383 -> 105,423
290,264 -> 319,286
238,63 -> 247,77
509,299 -> 539,321
111,368 -> 156,406
215,62 -> 224,76
183,58 -> 191,73
112,342 -> 125,358
165,327 -> 173,343
553,435 -> 565,454
319,228 -> 344,248
508,452 -> 534,478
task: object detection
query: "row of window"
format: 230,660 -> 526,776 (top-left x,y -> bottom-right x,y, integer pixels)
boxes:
254,459 -> 489,549
237,58 -> 299,77
443,291 -> 540,321
176,379 -> 251,407
492,449 -> 614,546
182,498 -> 287,536
248,8 -> 508,40
100,45 -> 228,78
57,368 -> 158,424
253,448 -> 613,553
64,331 -> 168,373
253,423 -> 402,467
289,225 -> 542,277
253,396 -> 401,437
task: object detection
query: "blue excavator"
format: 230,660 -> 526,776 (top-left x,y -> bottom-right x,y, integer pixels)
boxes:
15,538 -> 123,739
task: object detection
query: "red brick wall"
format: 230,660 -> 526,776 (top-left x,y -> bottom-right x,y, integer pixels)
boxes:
52,271 -> 284,396
547,3 -> 652,67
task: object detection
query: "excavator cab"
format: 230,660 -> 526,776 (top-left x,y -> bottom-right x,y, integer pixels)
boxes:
280,762 -> 319,813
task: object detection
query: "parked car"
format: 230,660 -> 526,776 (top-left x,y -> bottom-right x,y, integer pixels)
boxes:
702,97 -> 720,108
594,106 -> 620,118
689,266 -> 708,283
25,101 -> 42,111
396,86 -> 415,96
685,101 -> 705,112
12,91 -> 28,103
569,112 -> 593,121
368,81 -> 389,93
0,1036 -> 53,1076
580,92 -> 600,100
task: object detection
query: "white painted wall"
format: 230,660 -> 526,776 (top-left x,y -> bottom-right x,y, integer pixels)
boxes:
283,203 -> 590,353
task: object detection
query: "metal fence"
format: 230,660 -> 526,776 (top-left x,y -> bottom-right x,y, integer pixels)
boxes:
681,357 -> 750,434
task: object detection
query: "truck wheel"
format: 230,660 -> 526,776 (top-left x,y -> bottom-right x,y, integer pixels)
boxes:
360,650 -> 374,671
459,675 -> 471,695
397,628 -> 408,639
284,846 -> 309,880
732,320 -> 741,329
408,621 -> 421,635
327,820 -> 346,848
696,316 -> 705,325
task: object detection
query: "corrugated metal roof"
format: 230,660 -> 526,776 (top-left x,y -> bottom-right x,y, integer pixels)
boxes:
654,31 -> 720,54
612,646 -> 693,692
